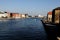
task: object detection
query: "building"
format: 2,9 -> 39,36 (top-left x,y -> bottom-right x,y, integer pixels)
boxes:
35,16 -> 38,18
4,12 -> 22,18
28,15 -> 32,18
25,14 -> 29,18
38,15 -> 44,18
21,14 -> 29,18
4,12 -> 11,18
21,14 -> 25,18
52,7 -> 60,24
47,11 -> 52,22
10,13 -> 22,18
0,12 -> 8,18
5,12 -> 29,18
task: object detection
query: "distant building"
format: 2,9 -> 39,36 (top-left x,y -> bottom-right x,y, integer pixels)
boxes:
38,15 -> 42,17
38,15 -> 45,20
1,11 -> 29,18
4,12 -> 22,18
21,14 -> 25,18
38,15 -> 44,18
35,16 -> 38,18
25,14 -> 29,18
52,7 -> 60,24
28,15 -> 32,18
0,12 -> 8,18
10,13 -> 22,18
4,12 -> 10,18
47,11 -> 52,22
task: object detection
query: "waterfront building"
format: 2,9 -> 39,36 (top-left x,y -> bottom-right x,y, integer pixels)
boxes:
52,7 -> 60,24
35,16 -> 38,18
47,11 -> 52,23
21,14 -> 29,18
4,12 -> 11,18
38,15 -> 44,19
25,14 -> 29,18
0,12 -> 8,18
10,13 -> 22,18
28,15 -> 32,18
21,14 -> 26,18
4,12 -> 22,18
4,12 -> 29,18
38,15 -> 44,18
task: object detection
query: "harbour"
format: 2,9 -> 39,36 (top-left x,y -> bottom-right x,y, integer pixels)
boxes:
0,18 -> 47,40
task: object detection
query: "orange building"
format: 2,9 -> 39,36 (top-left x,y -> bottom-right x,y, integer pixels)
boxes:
47,11 -> 52,22
4,11 -> 29,18
10,13 -> 22,18
4,12 -> 22,18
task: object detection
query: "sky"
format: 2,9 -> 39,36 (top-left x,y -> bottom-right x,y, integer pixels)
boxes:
0,0 -> 60,16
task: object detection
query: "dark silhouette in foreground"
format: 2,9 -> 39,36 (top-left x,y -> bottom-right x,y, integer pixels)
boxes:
41,20 -> 58,40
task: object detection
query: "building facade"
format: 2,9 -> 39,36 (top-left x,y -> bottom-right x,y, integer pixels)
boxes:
52,7 -> 60,24
47,11 -> 52,22
4,12 -> 11,18
10,13 -> 22,18
4,12 -> 22,18
0,12 -> 8,18
0,11 -> 29,19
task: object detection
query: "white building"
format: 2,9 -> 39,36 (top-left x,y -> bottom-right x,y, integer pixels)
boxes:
0,12 -> 8,18
22,14 -> 25,18
38,15 -> 44,18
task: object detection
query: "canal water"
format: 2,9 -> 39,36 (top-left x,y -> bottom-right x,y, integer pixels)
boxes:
0,18 -> 47,40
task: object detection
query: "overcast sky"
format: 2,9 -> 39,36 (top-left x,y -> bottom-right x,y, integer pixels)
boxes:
0,0 -> 60,16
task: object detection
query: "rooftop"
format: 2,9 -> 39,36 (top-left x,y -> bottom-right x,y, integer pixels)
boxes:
48,11 -> 52,15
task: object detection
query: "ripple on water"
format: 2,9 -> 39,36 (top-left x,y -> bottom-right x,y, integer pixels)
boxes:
0,18 -> 47,40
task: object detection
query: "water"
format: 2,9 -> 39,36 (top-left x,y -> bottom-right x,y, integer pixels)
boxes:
0,18 -> 47,40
